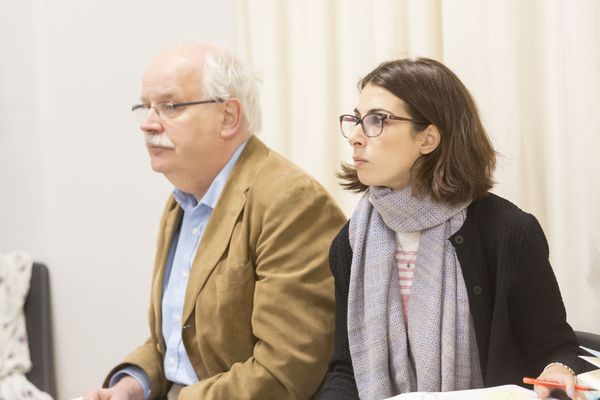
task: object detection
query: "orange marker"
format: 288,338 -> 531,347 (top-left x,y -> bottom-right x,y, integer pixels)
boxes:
523,377 -> 591,391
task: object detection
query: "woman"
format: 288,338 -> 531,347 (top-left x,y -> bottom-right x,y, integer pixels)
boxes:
320,58 -> 584,400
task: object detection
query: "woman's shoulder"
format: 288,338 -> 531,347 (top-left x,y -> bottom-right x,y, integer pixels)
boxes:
469,193 -> 535,223
467,193 -> 545,241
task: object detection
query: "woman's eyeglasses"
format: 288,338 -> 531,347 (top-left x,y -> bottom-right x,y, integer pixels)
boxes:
339,112 -> 428,138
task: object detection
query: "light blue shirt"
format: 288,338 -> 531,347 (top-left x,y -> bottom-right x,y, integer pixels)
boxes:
111,141 -> 246,398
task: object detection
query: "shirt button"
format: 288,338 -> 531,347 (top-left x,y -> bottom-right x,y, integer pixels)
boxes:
168,357 -> 176,365
192,227 -> 198,236
473,285 -> 482,295
455,235 -> 464,245
174,314 -> 181,322
181,271 -> 189,279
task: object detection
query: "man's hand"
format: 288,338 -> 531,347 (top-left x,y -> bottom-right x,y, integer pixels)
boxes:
534,363 -> 584,400
83,376 -> 144,400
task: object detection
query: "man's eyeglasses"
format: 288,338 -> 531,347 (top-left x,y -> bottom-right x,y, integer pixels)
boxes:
131,99 -> 223,123
339,112 -> 428,138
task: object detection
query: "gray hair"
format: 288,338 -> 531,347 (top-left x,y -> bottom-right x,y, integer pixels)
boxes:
202,44 -> 262,134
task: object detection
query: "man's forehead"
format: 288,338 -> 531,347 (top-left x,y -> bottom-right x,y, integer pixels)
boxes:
146,43 -> 210,77
141,53 -> 203,100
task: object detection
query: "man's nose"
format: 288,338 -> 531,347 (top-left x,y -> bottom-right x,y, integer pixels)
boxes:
140,107 -> 163,133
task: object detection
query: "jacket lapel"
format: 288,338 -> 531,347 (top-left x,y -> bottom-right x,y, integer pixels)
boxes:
152,201 -> 182,349
181,136 -> 269,323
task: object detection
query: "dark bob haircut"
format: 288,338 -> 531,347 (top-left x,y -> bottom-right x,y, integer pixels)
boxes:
339,57 -> 496,205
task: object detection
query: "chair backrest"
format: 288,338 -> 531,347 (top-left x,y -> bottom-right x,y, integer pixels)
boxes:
24,262 -> 57,399
576,330 -> 600,352
575,330 -> 600,373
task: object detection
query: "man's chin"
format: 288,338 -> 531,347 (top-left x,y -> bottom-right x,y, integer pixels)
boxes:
148,154 -> 171,173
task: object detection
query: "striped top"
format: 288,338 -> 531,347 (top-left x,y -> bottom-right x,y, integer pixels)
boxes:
394,231 -> 421,325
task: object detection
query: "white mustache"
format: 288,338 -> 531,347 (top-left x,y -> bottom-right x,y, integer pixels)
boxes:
145,133 -> 175,149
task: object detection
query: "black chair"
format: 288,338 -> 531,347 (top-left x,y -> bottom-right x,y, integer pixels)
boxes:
24,262 -> 57,399
576,330 -> 600,354
575,330 -> 600,374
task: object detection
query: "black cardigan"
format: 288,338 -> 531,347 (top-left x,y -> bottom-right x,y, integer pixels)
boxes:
320,193 -> 584,399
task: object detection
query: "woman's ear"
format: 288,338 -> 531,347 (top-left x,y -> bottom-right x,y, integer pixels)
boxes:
220,98 -> 243,139
419,125 -> 441,155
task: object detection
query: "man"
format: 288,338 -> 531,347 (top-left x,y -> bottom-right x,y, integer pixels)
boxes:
84,41 -> 345,400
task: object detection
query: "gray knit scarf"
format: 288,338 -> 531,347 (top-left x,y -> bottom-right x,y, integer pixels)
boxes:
347,186 -> 483,400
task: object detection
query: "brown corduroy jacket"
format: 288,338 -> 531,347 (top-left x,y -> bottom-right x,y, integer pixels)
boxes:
106,136 -> 346,400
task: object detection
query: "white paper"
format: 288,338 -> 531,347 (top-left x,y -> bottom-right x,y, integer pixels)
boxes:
581,346 -> 600,358
579,369 -> 600,390
384,384 -> 535,400
580,356 -> 600,369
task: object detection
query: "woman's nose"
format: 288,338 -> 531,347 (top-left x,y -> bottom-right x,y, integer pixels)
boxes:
347,125 -> 365,147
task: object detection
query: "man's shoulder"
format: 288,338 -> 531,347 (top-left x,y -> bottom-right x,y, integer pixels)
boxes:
248,143 -> 330,197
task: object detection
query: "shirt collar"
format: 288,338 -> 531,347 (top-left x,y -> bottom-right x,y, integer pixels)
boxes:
173,140 -> 248,212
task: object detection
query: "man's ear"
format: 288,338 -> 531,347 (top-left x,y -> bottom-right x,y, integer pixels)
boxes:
419,125 -> 441,155
220,98 -> 243,139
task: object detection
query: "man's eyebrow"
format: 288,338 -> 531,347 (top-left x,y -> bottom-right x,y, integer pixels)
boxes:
139,92 -> 178,104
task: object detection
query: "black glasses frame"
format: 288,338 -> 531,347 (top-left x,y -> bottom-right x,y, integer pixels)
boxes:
339,112 -> 428,138
131,98 -> 223,120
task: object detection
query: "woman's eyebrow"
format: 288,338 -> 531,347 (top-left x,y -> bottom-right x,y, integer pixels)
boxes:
366,108 -> 395,114
355,107 -> 396,115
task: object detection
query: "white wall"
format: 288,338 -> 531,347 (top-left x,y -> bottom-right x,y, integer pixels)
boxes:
0,1 -> 235,398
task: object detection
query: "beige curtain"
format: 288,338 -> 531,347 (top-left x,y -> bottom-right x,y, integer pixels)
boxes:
235,0 -> 600,334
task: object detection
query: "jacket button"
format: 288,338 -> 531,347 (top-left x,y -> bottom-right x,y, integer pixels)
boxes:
455,235 -> 464,245
473,285 -> 482,295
